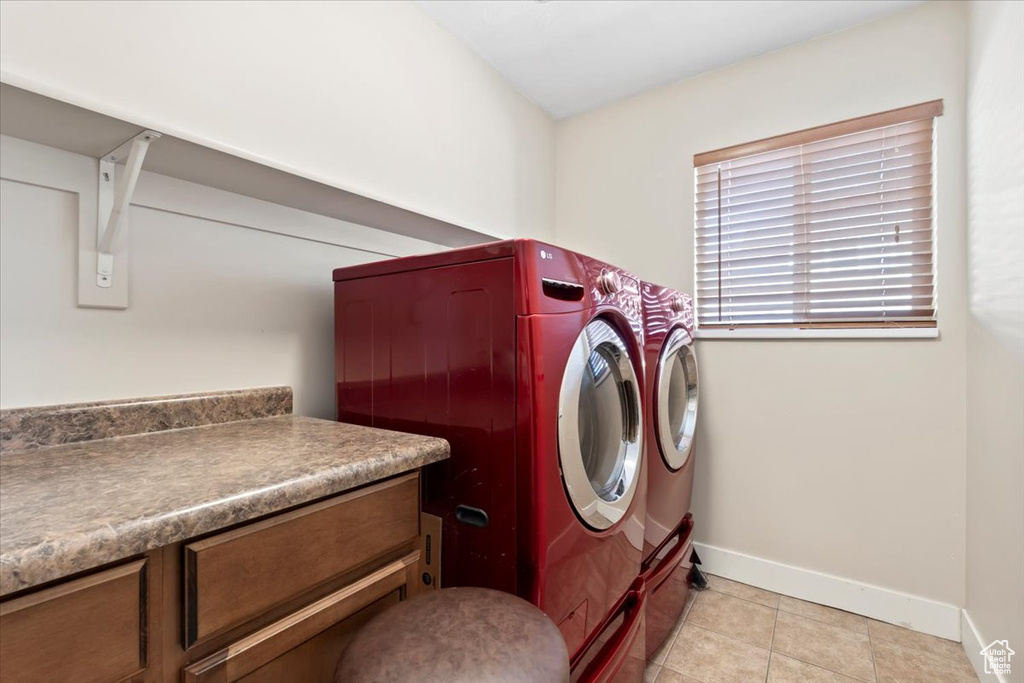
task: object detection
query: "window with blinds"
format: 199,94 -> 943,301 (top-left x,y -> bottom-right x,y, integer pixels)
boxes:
694,100 -> 942,329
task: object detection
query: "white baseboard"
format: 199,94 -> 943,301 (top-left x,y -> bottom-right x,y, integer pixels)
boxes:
961,609 -> 1008,683
693,542 -> 961,641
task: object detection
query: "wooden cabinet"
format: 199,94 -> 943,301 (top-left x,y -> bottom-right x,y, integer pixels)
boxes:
183,553 -> 418,683
0,560 -> 148,683
235,594 -> 396,683
0,471 -> 426,683
184,474 -> 419,647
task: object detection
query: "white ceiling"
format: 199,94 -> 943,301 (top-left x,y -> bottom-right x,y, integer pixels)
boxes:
416,0 -> 923,119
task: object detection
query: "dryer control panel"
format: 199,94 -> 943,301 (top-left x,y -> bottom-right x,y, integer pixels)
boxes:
641,282 -> 694,338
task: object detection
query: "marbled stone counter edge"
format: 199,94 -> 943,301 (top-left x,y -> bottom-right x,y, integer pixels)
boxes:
0,386 -> 293,452
0,416 -> 449,596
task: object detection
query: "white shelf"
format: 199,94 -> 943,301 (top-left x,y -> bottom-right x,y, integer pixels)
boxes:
0,82 -> 503,249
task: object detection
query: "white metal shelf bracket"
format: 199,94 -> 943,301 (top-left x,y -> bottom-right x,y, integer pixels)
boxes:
96,130 -> 161,288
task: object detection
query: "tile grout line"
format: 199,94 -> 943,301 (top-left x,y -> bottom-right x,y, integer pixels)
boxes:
659,589 -> 741,679
866,626 -> 979,681
684,580 -> 959,683
713,576 -> 881,633
764,607 -> 780,683
869,632 -> 981,680
683,615 -> 774,653
703,576 -> 965,683
772,614 -> 878,683
774,595 -> 871,636
867,628 -> 962,659
670,594 -> 879,683
776,610 -> 870,636
674,651 -> 716,683
672,591 -> 696,646
868,626 -> 882,683
705,579 -> 781,611
703,584 -> 781,615
666,620 -> 773,666
654,590 -> 699,677
707,576 -> 880,681
669,592 -> 715,683
683,591 -> 698,620
666,621 -> 790,683
773,651 -> 877,683
686,589 -> 779,651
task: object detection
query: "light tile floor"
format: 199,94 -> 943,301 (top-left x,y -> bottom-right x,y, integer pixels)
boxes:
645,573 -> 979,683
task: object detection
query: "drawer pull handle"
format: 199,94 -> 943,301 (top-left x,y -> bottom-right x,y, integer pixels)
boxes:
455,505 -> 489,528
542,278 -> 585,302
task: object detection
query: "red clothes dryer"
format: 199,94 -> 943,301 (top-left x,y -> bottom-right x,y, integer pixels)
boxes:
639,282 -> 699,659
333,239 -> 647,682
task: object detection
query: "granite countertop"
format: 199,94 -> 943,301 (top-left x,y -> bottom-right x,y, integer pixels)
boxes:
0,415 -> 449,597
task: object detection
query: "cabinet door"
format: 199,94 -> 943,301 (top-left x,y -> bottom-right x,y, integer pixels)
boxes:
0,560 -> 147,683
183,551 -> 418,683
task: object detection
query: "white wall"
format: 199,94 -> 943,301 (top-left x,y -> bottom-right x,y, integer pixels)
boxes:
964,0 -> 1024,674
0,0 -> 558,415
556,0 -> 968,623
0,0 -> 554,241
0,136 -> 442,415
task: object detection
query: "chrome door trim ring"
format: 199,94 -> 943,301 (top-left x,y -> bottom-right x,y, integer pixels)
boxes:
655,327 -> 698,471
558,318 -> 643,531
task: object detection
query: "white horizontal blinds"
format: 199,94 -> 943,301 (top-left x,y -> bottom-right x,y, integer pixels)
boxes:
694,101 -> 941,328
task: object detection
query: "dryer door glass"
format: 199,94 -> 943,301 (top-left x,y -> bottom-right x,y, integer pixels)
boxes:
656,328 -> 698,470
558,319 -> 643,531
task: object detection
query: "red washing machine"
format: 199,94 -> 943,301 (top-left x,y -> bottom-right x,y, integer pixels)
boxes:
639,282 -> 699,659
333,239 -> 647,682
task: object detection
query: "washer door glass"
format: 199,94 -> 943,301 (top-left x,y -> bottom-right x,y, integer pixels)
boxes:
558,319 -> 643,530
655,328 -> 698,470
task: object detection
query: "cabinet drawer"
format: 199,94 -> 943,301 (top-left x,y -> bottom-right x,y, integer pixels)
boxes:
184,473 -> 419,646
183,551 -> 417,683
0,559 -> 146,683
